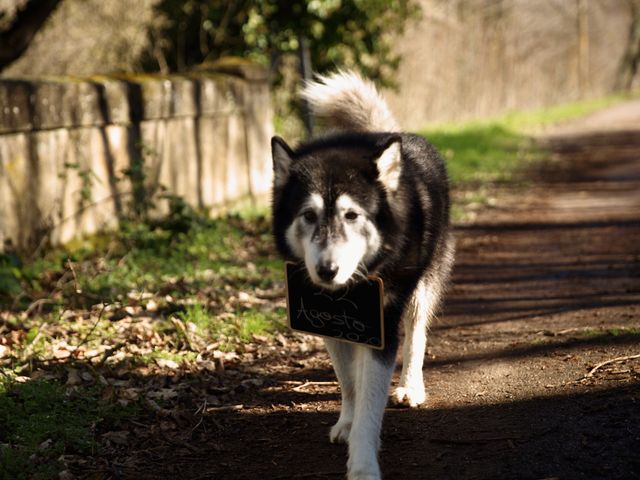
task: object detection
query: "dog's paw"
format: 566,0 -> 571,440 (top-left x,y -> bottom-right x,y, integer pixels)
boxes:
390,385 -> 427,408
348,473 -> 381,480
329,419 -> 351,444
348,463 -> 381,480
348,447 -> 381,479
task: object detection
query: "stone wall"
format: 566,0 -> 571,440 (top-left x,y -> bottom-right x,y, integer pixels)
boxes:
0,64 -> 273,251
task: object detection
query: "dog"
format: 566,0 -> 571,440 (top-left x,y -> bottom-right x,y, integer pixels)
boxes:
271,71 -> 454,480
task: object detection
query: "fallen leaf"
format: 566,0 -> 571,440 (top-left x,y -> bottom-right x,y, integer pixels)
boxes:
101,430 -> 129,446
30,370 -> 58,381
54,348 -> 72,360
240,378 -> 264,390
109,309 -> 129,321
145,299 -> 158,312
119,388 -> 141,401
59,469 -> 75,480
156,358 -> 180,370
38,439 -> 53,450
147,388 -> 179,401
66,369 -> 82,386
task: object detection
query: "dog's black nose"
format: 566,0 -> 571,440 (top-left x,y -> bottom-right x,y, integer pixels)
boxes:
317,262 -> 339,281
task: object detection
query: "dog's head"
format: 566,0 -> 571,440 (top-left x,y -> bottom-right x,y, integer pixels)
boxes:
271,134 -> 401,289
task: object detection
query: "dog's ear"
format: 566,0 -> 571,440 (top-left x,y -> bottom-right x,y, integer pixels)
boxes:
375,135 -> 402,193
271,136 -> 294,188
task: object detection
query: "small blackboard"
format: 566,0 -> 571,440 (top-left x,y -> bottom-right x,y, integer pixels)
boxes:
285,262 -> 385,349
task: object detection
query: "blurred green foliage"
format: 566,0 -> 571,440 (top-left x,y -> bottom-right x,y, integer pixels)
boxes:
148,0 -> 420,86
0,252 -> 23,306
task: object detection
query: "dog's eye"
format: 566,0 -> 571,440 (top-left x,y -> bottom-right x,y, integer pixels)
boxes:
302,210 -> 318,223
345,211 -> 359,221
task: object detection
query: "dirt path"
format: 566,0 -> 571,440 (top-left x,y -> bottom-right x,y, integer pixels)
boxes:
112,105 -> 640,480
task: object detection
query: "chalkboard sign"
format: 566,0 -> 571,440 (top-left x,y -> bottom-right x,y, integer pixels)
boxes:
285,262 -> 385,349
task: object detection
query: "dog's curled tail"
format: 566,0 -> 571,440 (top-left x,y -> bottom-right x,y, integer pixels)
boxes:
300,70 -> 399,133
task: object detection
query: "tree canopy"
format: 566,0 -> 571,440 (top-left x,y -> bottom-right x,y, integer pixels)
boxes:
149,0 -> 421,85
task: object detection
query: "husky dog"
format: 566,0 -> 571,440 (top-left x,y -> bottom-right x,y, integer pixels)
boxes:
271,71 -> 454,480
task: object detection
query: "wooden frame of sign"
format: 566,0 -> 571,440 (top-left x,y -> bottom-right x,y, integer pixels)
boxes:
284,262 -> 385,350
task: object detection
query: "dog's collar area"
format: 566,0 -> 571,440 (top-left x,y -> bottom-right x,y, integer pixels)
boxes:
284,262 -> 385,350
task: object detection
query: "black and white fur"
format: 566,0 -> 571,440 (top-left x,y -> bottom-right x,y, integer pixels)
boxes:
271,71 -> 454,480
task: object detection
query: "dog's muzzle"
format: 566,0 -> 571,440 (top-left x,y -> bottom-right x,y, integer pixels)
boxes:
316,261 -> 339,282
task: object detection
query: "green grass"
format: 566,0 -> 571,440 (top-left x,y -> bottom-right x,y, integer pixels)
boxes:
498,93 -> 636,132
0,202 -> 287,357
0,377 -> 138,480
578,326 -> 640,338
423,124 -> 535,183
5,213 -> 281,308
237,308 -> 287,341
0,211 -> 287,366
420,93 -> 636,185
1,209 -> 287,478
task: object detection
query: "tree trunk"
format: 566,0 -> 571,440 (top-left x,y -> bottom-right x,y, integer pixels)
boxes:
616,0 -> 640,91
297,33 -> 314,138
576,0 -> 590,96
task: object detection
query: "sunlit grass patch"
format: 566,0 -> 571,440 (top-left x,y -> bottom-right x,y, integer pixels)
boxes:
236,308 -> 287,342
3,212 -> 282,305
420,93 -> 637,186
134,349 -> 200,366
498,93 -> 638,133
423,124 -> 538,184
577,326 -> 640,338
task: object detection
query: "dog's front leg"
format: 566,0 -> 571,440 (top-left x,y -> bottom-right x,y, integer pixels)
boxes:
325,338 -> 356,443
347,346 -> 395,480
392,279 -> 431,407
393,276 -> 446,407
